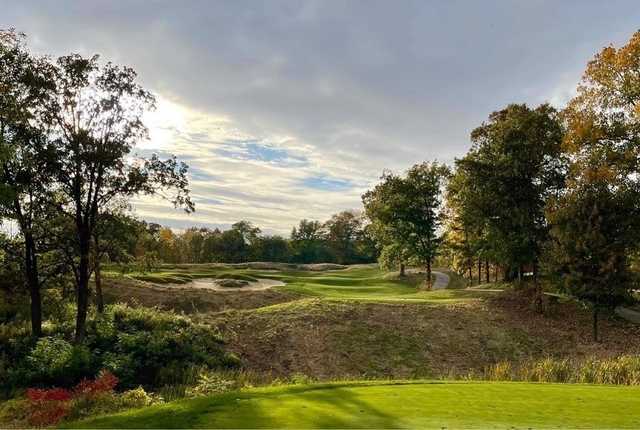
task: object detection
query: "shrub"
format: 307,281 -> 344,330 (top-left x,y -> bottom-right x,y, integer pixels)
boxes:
26,386 -> 73,427
23,337 -> 93,387
186,371 -> 236,397
15,371 -> 120,426
0,398 -> 30,428
119,387 -> 153,409
1,304 -> 239,396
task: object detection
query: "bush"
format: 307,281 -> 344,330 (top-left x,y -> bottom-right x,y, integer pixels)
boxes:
119,386 -> 153,409
95,304 -> 240,388
24,337 -> 93,386
0,398 -> 30,428
1,303 -> 239,396
186,371 -> 236,397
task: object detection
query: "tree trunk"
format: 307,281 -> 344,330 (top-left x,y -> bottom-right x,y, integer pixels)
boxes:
95,259 -> 104,313
494,265 -> 498,283
517,266 -> 522,283
533,261 -> 543,313
399,262 -> 406,277
94,235 -> 104,313
426,259 -> 432,290
24,233 -> 42,337
485,259 -> 490,283
477,258 -> 482,284
468,263 -> 472,286
593,307 -> 599,342
75,228 -> 91,344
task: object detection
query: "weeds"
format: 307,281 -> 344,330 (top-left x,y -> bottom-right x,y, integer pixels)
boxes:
483,355 -> 640,385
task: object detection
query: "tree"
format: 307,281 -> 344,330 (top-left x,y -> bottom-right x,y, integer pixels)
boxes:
364,162 -> 449,288
323,211 -> 363,264
253,235 -> 290,262
92,210 -> 140,312
0,30 -> 56,337
362,171 -> 411,276
457,104 -> 565,305
547,30 -> 640,340
290,219 -> 328,263
547,183 -> 636,341
41,54 -> 193,343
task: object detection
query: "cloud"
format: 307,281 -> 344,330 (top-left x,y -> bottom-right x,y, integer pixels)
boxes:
2,0 -> 640,234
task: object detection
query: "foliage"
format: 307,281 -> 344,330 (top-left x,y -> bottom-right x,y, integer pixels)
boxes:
363,162 -> 450,287
483,355 -> 640,385
0,304 -> 239,395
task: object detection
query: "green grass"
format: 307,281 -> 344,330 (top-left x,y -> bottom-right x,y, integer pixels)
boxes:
66,381 -> 640,429
115,265 -> 492,303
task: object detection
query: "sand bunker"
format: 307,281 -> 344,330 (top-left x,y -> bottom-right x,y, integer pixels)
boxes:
164,278 -> 285,291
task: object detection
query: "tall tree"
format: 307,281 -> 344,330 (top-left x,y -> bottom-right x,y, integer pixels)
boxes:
364,162 -> 449,287
458,104 -> 565,305
547,183 -> 636,341
548,30 -> 640,340
0,30 -> 55,337
41,54 -> 193,343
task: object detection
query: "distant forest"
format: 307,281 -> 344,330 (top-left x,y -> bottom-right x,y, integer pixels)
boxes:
100,212 -> 378,268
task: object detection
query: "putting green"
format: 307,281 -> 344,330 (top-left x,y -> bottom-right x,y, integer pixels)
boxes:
66,381 -> 640,429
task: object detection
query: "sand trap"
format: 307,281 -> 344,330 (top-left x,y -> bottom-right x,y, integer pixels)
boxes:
164,278 -> 285,291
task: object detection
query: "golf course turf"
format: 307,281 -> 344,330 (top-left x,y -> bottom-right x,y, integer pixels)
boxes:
66,381 -> 640,429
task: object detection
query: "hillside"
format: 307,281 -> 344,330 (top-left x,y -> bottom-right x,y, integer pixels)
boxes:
102,265 -> 640,380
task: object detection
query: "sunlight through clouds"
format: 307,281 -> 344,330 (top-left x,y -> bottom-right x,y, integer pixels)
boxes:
132,95 -> 369,234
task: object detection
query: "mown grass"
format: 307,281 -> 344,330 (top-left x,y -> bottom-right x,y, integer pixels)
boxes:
65,380 -> 640,429
114,265 -> 493,304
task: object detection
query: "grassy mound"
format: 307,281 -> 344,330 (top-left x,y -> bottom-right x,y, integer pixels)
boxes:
65,381 -> 640,429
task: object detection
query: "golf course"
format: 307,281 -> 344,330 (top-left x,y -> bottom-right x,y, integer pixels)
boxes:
3,14 -> 640,429
67,381 -> 640,428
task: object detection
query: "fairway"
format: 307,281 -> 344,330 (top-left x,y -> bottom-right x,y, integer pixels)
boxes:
67,381 -> 640,429
119,265 -> 485,303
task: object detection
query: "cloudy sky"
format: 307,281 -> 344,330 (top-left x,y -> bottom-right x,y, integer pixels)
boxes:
2,1 -> 639,234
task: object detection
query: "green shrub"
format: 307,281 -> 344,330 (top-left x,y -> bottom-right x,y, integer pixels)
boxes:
23,337 -> 93,386
1,303 -> 239,395
186,371 -> 236,397
119,387 -> 154,409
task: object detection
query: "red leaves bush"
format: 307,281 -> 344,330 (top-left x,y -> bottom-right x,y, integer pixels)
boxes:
25,370 -> 118,427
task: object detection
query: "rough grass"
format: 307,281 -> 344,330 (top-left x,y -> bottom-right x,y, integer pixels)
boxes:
207,296 -> 640,380
101,265 -> 640,381
65,381 -> 640,429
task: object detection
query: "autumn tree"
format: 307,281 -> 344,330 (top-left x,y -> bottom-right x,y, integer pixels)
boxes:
548,30 -> 640,340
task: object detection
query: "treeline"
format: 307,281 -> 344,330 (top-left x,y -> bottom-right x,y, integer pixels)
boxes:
363,31 -> 640,340
106,211 -> 376,267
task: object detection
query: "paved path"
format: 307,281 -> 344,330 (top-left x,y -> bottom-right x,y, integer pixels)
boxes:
431,271 -> 450,290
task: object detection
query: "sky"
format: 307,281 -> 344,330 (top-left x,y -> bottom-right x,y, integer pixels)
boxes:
2,1 -> 639,235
